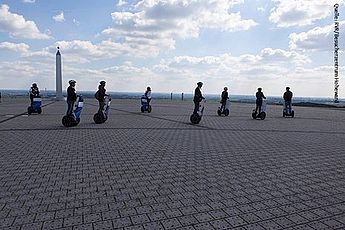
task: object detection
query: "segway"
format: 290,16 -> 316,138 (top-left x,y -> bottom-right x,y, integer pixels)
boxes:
190,100 -> 205,124
283,101 -> 294,118
28,96 -> 42,115
141,96 -> 152,113
217,99 -> 230,116
62,95 -> 84,127
94,96 -> 111,124
252,99 -> 267,120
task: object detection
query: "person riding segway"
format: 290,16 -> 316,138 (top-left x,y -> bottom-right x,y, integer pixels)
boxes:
62,80 -> 84,127
28,83 -> 42,115
283,87 -> 294,117
94,81 -> 111,123
190,82 -> 205,124
217,86 -> 230,116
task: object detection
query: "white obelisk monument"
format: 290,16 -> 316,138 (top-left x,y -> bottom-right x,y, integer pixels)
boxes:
56,47 -> 63,100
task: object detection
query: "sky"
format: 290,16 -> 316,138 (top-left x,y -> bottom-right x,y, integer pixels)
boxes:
0,0 -> 344,98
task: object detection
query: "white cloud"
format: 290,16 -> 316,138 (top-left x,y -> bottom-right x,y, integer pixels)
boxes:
102,0 -> 257,56
289,22 -> 345,51
23,0 -> 36,3
0,4 -> 50,39
117,0 -> 127,7
0,42 -> 29,53
0,44 -> 339,97
269,0 -> 344,27
53,11 -> 65,22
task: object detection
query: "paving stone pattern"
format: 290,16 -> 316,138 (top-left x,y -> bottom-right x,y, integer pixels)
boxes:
0,98 -> 345,229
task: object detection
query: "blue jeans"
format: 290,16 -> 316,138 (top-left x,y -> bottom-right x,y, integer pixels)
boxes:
285,101 -> 292,113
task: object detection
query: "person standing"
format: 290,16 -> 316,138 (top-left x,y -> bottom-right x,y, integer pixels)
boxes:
220,87 -> 229,111
193,82 -> 205,114
29,83 -> 40,105
255,87 -> 266,114
95,81 -> 108,114
283,87 -> 293,113
144,86 -> 152,106
66,80 -> 77,116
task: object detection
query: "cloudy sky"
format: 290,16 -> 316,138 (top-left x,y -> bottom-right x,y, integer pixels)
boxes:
0,0 -> 344,98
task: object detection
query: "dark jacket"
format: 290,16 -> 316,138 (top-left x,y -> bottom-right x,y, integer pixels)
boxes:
96,86 -> 106,102
30,87 -> 40,98
67,86 -> 77,101
221,91 -> 229,102
283,91 -> 293,101
256,91 -> 266,102
193,87 -> 204,103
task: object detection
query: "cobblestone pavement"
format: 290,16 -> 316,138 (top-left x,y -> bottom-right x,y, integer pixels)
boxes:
0,98 -> 345,230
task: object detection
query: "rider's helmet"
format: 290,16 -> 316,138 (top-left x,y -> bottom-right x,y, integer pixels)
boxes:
286,86 -> 290,91
100,80 -> 106,85
69,80 -> 76,85
224,87 -> 228,91
258,87 -> 262,91
32,83 -> 37,87
147,86 -> 151,91
197,82 -> 203,87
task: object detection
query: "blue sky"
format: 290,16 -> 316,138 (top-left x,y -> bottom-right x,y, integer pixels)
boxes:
0,0 -> 344,98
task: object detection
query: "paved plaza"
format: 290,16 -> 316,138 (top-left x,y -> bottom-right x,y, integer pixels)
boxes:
0,98 -> 345,230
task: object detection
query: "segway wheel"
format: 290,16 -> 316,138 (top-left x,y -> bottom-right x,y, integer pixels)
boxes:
190,114 -> 200,124
141,106 -> 145,113
62,115 -> 73,127
291,111 -> 294,118
260,112 -> 266,120
93,113 -> 104,124
217,109 -> 221,116
27,106 -> 32,115
224,109 -> 229,116
148,105 -> 152,113
283,111 -> 286,117
37,108 -> 42,114
252,112 -> 256,119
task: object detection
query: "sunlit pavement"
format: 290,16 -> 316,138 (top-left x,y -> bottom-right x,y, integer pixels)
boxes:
1,98 -> 345,230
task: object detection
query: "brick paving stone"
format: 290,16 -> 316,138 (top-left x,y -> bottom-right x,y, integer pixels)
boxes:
307,220 -> 330,229
239,213 -> 261,224
209,219 -> 232,229
130,214 -> 150,225
42,218 -> 64,229
164,209 -> 183,218
208,209 -> 228,219
112,217 -> 132,228
321,217 -> 345,229
93,220 -> 113,230
258,219 -> 283,230
176,226 -> 195,230
193,222 -> 215,230
225,215 -> 247,227
161,217 -> 182,229
73,223 -> 93,230
21,222 -> 43,230
84,213 -> 102,223
286,213 -> 309,224
124,225 -> 144,230
193,212 -> 214,222
142,221 -> 164,230
177,215 -> 198,226
243,223 -> 266,230
63,215 -> 83,227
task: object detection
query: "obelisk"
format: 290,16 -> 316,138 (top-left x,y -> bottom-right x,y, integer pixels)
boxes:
56,47 -> 63,100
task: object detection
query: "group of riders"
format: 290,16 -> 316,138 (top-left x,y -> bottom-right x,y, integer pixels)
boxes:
192,81 -> 293,115
29,81 -> 293,117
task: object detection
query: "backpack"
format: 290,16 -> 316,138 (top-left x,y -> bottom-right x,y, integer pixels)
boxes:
95,91 -> 100,100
